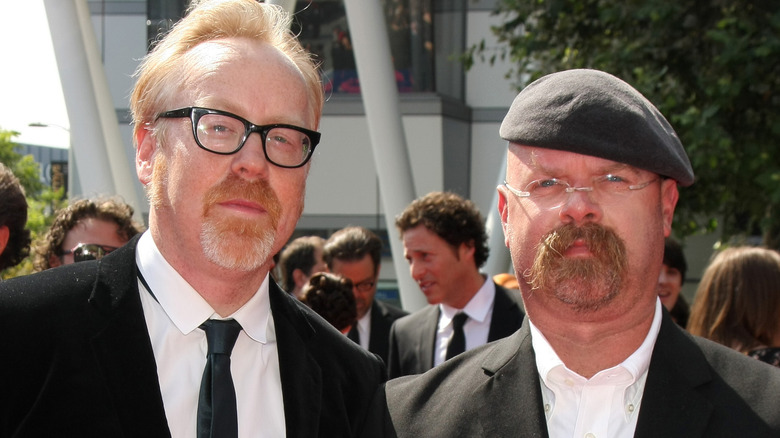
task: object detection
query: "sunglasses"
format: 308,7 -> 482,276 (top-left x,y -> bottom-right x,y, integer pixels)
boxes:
61,243 -> 119,262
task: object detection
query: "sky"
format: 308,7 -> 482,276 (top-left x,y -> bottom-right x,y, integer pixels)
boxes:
0,0 -> 69,148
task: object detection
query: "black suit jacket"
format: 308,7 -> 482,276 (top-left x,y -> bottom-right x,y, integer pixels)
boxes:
364,300 -> 408,365
387,284 -> 524,378
372,312 -> 780,437
0,236 -> 385,437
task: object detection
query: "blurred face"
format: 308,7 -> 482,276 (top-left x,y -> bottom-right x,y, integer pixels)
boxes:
136,38 -> 315,273
310,245 -> 328,277
330,254 -> 377,319
402,225 -> 475,308
497,145 -> 679,318
656,264 -> 682,310
54,218 -> 129,266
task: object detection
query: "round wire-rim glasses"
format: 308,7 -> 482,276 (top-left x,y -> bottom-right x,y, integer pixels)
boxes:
155,106 -> 321,169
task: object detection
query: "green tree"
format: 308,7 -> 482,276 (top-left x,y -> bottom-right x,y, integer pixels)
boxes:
465,0 -> 780,247
0,129 -> 66,279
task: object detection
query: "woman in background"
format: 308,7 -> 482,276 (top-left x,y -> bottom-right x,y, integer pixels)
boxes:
688,246 -> 780,367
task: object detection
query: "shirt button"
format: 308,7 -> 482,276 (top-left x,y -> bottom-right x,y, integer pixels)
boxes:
544,404 -> 551,413
585,433 -> 596,438
627,404 -> 635,413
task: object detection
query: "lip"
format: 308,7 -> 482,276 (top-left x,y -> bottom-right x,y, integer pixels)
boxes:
218,199 -> 267,215
563,238 -> 592,258
417,280 -> 435,295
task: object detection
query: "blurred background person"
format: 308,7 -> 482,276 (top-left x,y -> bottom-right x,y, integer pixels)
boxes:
278,235 -> 327,300
324,226 -> 407,365
657,237 -> 690,326
389,191 -> 524,378
0,163 -> 30,274
33,197 -> 144,270
688,246 -> 780,367
302,272 -> 357,334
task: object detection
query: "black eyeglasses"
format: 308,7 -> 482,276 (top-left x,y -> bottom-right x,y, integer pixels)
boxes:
353,279 -> 376,293
155,106 -> 321,168
61,243 -> 119,263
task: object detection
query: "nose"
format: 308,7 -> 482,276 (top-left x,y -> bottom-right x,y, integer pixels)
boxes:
409,260 -> 424,281
230,133 -> 270,180
558,189 -> 602,226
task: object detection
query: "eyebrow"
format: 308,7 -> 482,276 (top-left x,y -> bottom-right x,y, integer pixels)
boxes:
526,153 -> 639,177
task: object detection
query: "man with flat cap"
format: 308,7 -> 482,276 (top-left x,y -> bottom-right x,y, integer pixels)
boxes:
368,69 -> 780,437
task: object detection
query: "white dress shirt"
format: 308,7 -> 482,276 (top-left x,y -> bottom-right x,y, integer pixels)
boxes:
353,304 -> 372,351
434,277 -> 496,366
530,299 -> 663,438
136,231 -> 285,437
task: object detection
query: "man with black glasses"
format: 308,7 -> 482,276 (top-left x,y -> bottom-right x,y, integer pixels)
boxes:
0,1 -> 384,436
324,226 -> 407,365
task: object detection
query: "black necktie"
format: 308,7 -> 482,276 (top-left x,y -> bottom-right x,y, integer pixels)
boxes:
446,313 -> 469,360
198,319 -> 242,438
347,323 -> 360,344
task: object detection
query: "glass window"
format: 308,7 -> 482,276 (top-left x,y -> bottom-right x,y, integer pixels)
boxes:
293,0 -> 435,94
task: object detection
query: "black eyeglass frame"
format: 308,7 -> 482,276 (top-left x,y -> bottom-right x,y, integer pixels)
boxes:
155,106 -> 321,169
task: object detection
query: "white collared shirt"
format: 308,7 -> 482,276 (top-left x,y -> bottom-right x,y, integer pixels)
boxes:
434,277 -> 496,366
136,232 -> 285,437
353,304 -> 372,351
530,299 -> 663,438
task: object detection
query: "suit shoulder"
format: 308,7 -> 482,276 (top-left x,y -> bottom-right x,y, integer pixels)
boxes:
390,305 -> 437,332
375,300 -> 408,320
0,263 -> 97,314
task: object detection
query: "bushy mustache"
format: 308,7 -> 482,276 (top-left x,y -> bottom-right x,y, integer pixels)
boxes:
526,222 -> 627,292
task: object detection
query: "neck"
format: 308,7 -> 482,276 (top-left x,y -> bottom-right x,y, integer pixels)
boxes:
151,226 -> 272,317
528,294 -> 657,378
445,271 -> 486,309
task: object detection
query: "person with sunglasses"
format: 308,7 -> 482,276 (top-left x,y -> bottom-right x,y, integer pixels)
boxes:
0,1 -> 385,436
32,197 -> 144,270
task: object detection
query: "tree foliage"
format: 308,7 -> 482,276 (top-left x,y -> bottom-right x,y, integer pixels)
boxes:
0,129 -> 66,279
465,0 -> 780,247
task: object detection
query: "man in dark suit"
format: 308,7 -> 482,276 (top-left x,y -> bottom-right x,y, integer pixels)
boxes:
324,226 -> 408,365
0,1 -> 384,436
372,70 -> 780,436
388,191 -> 524,378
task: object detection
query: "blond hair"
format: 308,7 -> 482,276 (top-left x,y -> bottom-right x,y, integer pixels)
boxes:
130,0 -> 323,146
687,246 -> 780,353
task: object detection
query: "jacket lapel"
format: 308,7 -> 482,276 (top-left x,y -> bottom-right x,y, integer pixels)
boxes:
478,321 -> 549,437
487,284 -> 525,341
270,281 -> 323,438
418,306 -> 439,371
87,236 -> 171,436
634,313 -> 714,437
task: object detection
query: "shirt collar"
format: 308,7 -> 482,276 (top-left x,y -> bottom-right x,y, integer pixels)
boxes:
530,297 -> 663,419
530,298 -> 662,381
440,276 -> 495,324
356,303 -> 372,332
135,231 -> 272,343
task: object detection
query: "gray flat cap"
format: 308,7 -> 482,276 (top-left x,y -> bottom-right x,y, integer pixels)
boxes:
500,69 -> 694,186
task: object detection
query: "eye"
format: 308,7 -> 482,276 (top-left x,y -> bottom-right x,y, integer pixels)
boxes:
537,179 -> 559,188
603,174 -> 627,183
